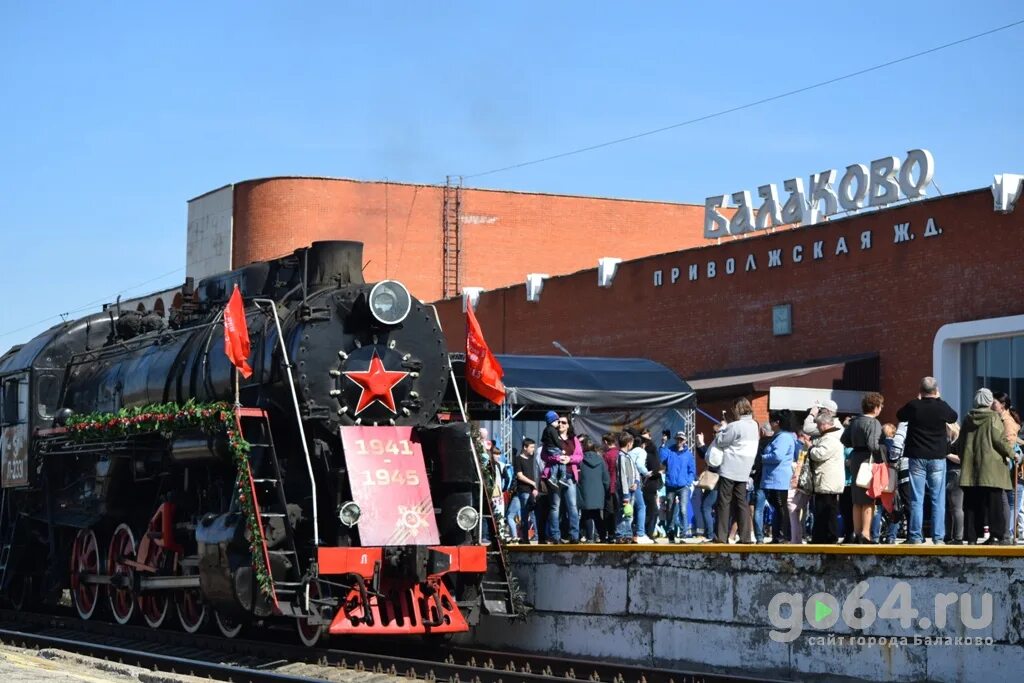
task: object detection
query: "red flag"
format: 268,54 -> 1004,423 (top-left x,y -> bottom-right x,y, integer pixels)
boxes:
224,284 -> 253,378
466,305 -> 505,405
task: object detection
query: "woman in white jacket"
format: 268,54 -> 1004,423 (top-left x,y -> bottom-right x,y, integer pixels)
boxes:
711,397 -> 760,543
808,413 -> 846,543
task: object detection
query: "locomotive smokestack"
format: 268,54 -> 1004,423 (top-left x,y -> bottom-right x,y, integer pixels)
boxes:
302,241 -> 364,288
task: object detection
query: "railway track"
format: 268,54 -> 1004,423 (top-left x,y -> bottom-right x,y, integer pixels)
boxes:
0,608 -> 781,683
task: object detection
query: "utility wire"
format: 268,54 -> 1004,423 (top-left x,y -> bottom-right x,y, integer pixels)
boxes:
0,248 -> 236,342
0,265 -> 186,340
463,18 -> 1024,180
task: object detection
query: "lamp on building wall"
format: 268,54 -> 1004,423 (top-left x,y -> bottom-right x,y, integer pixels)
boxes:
462,287 -> 483,312
597,257 -> 622,288
552,341 -> 573,357
525,274 -> 549,303
993,174 -> 1024,214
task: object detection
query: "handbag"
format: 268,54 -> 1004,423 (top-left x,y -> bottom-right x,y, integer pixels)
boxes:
883,466 -> 898,493
706,445 -> 724,469
797,457 -> 814,493
697,469 -> 720,491
867,461 -> 889,499
855,461 -> 873,489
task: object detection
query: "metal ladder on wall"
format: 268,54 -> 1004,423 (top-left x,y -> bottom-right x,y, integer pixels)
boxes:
235,407 -> 305,614
442,176 -> 463,300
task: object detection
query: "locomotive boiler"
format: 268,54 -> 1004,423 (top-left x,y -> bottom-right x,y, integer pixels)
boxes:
0,240 -> 496,643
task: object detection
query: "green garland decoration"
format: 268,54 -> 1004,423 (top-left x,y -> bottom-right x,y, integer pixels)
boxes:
65,399 -> 274,599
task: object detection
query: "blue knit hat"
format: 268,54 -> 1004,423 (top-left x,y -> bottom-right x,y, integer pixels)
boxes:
545,410 -> 559,424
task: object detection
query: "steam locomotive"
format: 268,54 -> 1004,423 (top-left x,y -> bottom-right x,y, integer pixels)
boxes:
0,241 -> 491,643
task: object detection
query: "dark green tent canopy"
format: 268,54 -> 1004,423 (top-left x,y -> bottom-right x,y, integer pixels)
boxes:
450,354 -> 695,409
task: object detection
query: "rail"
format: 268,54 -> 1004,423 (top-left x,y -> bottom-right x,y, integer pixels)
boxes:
0,608 -> 778,683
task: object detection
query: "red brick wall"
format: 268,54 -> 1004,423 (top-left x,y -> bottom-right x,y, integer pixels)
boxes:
434,189 -> 1024,423
232,178 -> 445,299
230,177 -> 738,302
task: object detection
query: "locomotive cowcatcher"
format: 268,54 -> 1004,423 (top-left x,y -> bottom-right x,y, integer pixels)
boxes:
0,240 -> 509,643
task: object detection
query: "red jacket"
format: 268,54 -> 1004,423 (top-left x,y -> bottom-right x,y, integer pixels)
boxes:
603,447 -> 619,493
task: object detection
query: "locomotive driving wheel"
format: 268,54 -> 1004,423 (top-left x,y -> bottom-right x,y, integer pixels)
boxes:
71,529 -> 101,620
175,564 -> 206,633
7,573 -> 32,612
137,540 -> 173,629
214,611 -> 244,639
107,524 -> 137,625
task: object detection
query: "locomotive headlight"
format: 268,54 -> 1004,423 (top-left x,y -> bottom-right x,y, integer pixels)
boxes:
455,505 -> 479,531
368,280 -> 411,325
339,501 -> 362,527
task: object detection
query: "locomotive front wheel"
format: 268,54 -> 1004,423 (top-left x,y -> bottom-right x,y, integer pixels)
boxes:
71,529 -> 101,620
138,543 -> 172,629
107,524 -> 137,625
214,611 -> 243,639
296,582 -> 324,647
175,564 -> 206,633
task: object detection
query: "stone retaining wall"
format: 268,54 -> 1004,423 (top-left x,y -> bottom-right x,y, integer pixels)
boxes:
460,549 -> 1024,682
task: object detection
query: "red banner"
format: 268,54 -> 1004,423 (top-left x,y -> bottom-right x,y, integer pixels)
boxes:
340,426 -> 439,546
223,284 -> 253,378
466,306 -> 505,405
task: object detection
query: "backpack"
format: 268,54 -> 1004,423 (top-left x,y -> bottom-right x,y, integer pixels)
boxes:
499,461 -> 514,492
618,451 -> 638,492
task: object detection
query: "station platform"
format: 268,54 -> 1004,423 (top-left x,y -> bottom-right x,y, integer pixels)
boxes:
507,540 -> 1024,557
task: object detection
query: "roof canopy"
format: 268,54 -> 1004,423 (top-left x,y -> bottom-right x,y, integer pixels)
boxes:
452,354 -> 695,409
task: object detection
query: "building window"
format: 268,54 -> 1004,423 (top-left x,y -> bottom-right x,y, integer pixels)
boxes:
959,336 -> 1024,411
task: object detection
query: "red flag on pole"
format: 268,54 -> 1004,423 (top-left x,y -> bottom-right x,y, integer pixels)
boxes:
466,305 -> 505,405
224,284 -> 253,378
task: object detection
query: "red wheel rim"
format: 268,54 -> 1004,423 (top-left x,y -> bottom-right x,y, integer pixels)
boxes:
71,530 -> 99,620
107,524 -> 136,624
176,565 -> 206,633
138,543 -> 171,628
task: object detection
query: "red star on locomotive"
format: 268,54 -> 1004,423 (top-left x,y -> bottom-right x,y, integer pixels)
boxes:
344,350 -> 408,414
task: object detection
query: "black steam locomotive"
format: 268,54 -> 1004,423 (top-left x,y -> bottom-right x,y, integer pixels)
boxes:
0,241 -> 492,643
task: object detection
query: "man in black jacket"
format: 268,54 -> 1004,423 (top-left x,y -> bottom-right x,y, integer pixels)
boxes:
896,377 -> 958,544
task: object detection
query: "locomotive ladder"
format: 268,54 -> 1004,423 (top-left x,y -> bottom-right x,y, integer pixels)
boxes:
441,348 -> 524,620
478,495 -> 521,618
235,407 -> 305,613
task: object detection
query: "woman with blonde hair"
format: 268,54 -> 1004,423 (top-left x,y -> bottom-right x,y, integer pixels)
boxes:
711,397 -> 760,543
991,391 -> 1022,540
945,421 -> 964,544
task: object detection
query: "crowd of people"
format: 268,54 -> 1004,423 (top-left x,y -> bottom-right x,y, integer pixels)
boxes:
486,376 -> 1024,546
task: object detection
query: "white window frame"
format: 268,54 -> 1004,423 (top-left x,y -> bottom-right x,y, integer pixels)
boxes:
933,314 -> 1024,417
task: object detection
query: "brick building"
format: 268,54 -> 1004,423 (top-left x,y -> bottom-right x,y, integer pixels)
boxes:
181,172 -> 1024,429
433,184 -> 1024,426
185,176 -> 737,303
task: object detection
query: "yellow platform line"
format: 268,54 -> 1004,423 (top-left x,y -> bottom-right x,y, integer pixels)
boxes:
507,542 -> 1024,557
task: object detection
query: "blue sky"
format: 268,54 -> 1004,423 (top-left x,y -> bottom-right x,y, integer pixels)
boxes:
1,2 -> 1022,345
